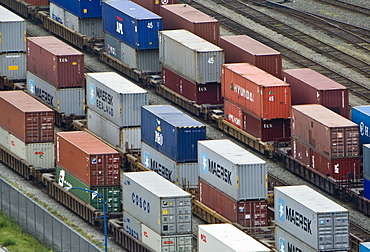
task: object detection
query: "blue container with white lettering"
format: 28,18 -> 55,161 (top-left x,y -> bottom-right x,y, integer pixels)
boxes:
141,105 -> 206,163
351,106 -> 370,146
49,0 -> 102,18
360,242 -> 370,252
364,178 -> 370,201
102,0 -> 162,50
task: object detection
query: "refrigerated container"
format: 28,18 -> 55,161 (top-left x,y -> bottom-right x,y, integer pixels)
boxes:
65,11 -> 103,38
123,211 -> 142,240
351,106 -> 370,146
275,226 -> 316,252
0,52 -> 26,80
0,6 -> 26,53
49,0 -> 102,18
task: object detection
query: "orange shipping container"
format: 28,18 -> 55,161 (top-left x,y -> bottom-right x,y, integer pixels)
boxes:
222,63 -> 291,120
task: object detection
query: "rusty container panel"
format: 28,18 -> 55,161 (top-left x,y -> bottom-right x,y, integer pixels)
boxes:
283,68 -> 349,118
199,178 -> 268,227
27,36 -> 84,88
222,63 -> 290,120
291,138 -> 311,166
56,131 -> 120,187
160,4 -> 220,46
220,35 -> 282,79
0,91 -> 54,144
131,0 -> 178,15
291,104 -> 360,158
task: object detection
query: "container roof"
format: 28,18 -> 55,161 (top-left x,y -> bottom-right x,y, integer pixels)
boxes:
105,0 -> 162,19
221,35 -> 280,55
0,91 -> 53,112
27,36 -> 83,56
0,6 -> 24,22
161,4 -> 218,23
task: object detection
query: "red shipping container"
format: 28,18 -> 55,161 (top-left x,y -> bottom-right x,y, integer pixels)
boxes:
160,4 -> 220,46
199,178 -> 268,227
0,91 -> 54,144
56,131 -> 120,187
131,0 -> 178,15
291,138 -> 311,166
23,0 -> 48,5
283,68 -> 349,118
162,65 -> 223,105
222,63 -> 291,120
27,36 -> 84,88
220,35 -> 282,79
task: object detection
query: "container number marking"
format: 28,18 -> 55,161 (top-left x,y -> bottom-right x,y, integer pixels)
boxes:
208,57 -> 214,64
147,22 -> 153,29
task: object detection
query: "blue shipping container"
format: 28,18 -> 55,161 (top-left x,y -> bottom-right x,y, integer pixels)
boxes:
360,242 -> 370,252
352,106 -> 370,146
49,0 -> 102,18
364,177 -> 370,201
102,0 -> 162,50
141,105 -> 206,163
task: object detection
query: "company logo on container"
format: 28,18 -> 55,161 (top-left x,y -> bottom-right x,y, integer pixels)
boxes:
230,82 -> 254,102
107,43 -> 116,56
282,201 -> 312,235
29,79 -> 35,94
116,16 -> 124,35
279,237 -> 285,252
360,122 -> 370,138
132,192 -> 150,213
154,119 -> 163,145
202,154 -> 232,185
89,83 -> 95,105
144,152 -> 172,180
201,152 -> 208,174
278,198 -> 285,222
143,152 -> 151,169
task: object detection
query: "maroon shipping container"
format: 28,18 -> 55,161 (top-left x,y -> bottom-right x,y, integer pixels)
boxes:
23,0 -> 48,5
162,65 -> 223,105
27,36 -> 84,88
0,91 -> 54,144
222,63 -> 291,120
160,4 -> 220,46
291,104 -> 359,158
283,68 -> 349,118
220,35 -> 282,79
291,138 -> 311,166
56,131 -> 120,187
131,0 -> 178,15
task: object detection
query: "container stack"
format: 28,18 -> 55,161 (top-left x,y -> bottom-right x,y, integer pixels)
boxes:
198,139 -> 268,227
102,0 -> 162,73
86,72 -> 148,152
0,6 -> 26,80
0,91 -> 55,168
274,185 -> 350,252
56,131 -> 121,212
291,104 -> 360,180
141,105 -> 206,189
222,63 -> 291,142
122,172 -> 193,252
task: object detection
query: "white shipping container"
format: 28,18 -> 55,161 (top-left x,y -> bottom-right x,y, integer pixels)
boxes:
65,11 -> 103,38
0,53 -> 26,80
50,3 -> 65,25
275,225 -> 316,252
123,211 -> 142,241
0,6 -> 26,53
121,42 -> 160,73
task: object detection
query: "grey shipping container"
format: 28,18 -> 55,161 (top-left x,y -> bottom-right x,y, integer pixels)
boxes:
363,144 -> 370,179
27,71 -> 85,116
123,211 -> 142,241
274,185 -> 349,251
65,11 -> 103,38
122,172 -> 192,235
198,139 -> 267,201
275,225 -> 317,252
159,29 -> 224,84
141,141 -> 198,190
0,6 -> 26,53
0,52 -> 26,80
86,72 -> 148,127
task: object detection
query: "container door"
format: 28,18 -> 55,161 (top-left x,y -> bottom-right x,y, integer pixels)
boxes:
345,127 -> 359,157
331,128 -> 345,158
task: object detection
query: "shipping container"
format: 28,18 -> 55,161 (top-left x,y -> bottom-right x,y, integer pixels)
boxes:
360,242 -> 370,252
141,141 -> 198,189
220,35 -> 282,79
104,33 -> 121,61
56,166 -> 121,213
0,52 -> 26,80
222,63 -> 291,120
198,224 -> 270,252
122,172 -> 192,235
198,139 -> 267,200
23,0 -> 48,5
102,0 -> 162,50
87,109 -> 141,152
27,36 -> 84,88
162,65 -> 223,105
121,41 -> 160,73
159,29 -> 224,84
275,226 -> 317,252
0,91 -> 54,144
365,178 -> 370,201
123,211 -> 142,241
86,72 -> 148,127
0,6 -> 26,53
49,0 -> 102,18
363,144 -> 370,179
274,185 -> 350,251
50,2 -> 65,25
291,138 -> 311,166
199,178 -> 268,227
351,106 -> 370,146
283,68 -> 349,118
291,104 -> 359,158
160,4 -> 220,46
141,105 -> 206,163
65,11 -> 103,38
27,71 -> 85,116
131,0 -> 178,15
56,131 -> 120,187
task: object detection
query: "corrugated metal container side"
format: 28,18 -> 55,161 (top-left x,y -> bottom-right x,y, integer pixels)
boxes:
141,223 -> 193,252
160,4 -> 220,46
104,33 -> 121,61
24,0 -> 48,5
291,138 -> 311,166
162,65 -> 223,105
363,144 -> 370,179
86,72 -> 148,127
351,106 -> 370,146
87,109 -> 141,152
121,42 -> 160,73
365,178 -> 370,201
141,142 -> 198,189
198,224 -> 270,252
141,105 -> 206,163
65,11 -> 103,38
0,52 -> 26,80
131,0 -> 178,15
360,242 -> 370,252
159,29 -> 224,84
102,0 -> 162,50
222,63 -> 291,120
27,37 -> 84,88
275,226 -> 317,252
283,68 -> 349,118
291,104 -> 360,158
56,131 -> 121,187
274,185 -> 350,251
50,2 -> 65,25
122,172 -> 192,236
199,178 -> 268,227
27,71 -> 85,116
0,6 -> 26,53
56,167 -> 122,213
0,91 -> 54,144
123,211 -> 142,241
220,35 -> 282,79
198,139 -> 267,200
49,0 -> 102,18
